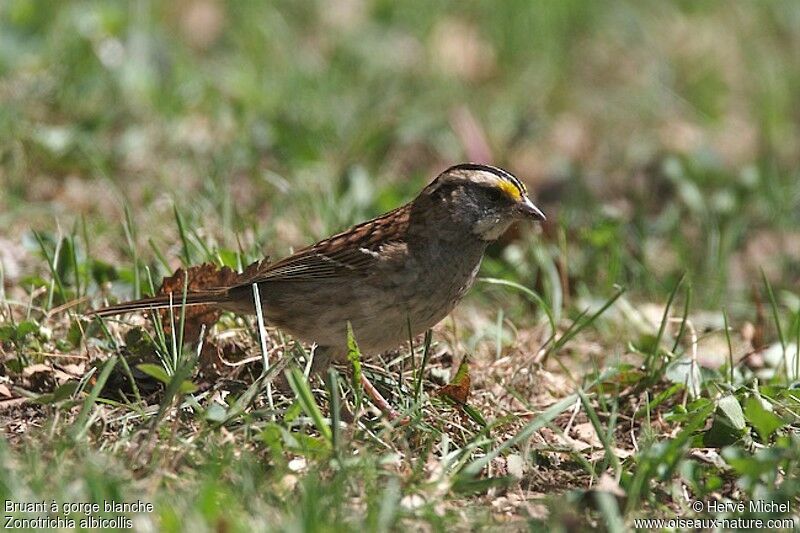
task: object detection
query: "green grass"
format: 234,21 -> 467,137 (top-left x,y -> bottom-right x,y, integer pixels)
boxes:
2,0 -> 800,530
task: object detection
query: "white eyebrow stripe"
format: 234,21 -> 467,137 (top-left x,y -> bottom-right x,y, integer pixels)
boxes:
437,163 -> 527,196
482,165 -> 522,189
474,164 -> 527,195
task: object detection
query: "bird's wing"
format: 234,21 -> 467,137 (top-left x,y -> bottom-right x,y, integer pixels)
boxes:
243,205 -> 411,283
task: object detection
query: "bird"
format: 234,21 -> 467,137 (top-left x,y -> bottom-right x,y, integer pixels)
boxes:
89,163 -> 545,375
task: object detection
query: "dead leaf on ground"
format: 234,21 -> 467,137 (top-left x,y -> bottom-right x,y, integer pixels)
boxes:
158,263 -> 236,341
22,364 -> 52,377
197,336 -> 253,382
21,364 -> 55,392
157,259 -> 269,341
436,356 -> 471,405
0,383 -> 12,398
595,473 -> 626,498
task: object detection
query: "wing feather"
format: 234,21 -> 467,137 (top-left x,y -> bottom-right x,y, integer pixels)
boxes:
241,205 -> 411,283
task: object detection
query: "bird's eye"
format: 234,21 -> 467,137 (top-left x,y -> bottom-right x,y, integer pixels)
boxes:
488,186 -> 513,204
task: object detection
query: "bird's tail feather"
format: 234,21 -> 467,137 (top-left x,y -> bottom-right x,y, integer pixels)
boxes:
87,289 -> 229,317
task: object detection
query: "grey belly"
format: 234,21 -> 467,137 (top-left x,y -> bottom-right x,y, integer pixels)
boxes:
259,251 -> 483,359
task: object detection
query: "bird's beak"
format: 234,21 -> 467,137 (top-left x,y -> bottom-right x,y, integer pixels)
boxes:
517,196 -> 546,221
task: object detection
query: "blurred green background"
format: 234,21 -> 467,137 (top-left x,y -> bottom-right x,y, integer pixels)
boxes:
3,3 -> 800,529
2,0 -> 799,308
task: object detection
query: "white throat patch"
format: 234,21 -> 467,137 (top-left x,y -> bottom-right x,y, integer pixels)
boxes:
473,216 -> 514,241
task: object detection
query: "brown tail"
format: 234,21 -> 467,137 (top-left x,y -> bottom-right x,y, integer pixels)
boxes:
86,289 -> 230,317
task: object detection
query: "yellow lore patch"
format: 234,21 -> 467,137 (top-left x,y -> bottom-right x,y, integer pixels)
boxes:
496,179 -> 523,201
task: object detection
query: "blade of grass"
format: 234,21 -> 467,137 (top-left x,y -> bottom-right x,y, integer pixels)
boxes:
347,322 -> 363,415
148,238 -> 172,272
670,282 -> 692,356
479,277 -> 556,340
460,393 -> 578,477
252,282 -> 275,418
578,389 -> 621,480
173,204 -> 193,266
762,269 -> 787,379
624,398 -> 714,512
116,350 -> 142,405
148,351 -> 197,437
287,367 -> 332,444
376,478 -> 400,531
404,316 -> 414,384
189,226 -> 215,263
67,231 -> 81,301
414,329 -> 433,403
535,244 -> 564,323
33,231 -> 65,309
71,355 -> 118,440
219,354 -> 289,425
595,491 -> 625,533
326,368 -> 342,455
723,309 -> 734,384
795,308 -> 800,381
91,315 -> 143,404
643,274 -> 685,372
144,266 -> 174,373
175,273 -> 190,369
167,292 -> 178,373
80,214 -> 91,266
122,203 -> 141,299
545,286 -> 625,358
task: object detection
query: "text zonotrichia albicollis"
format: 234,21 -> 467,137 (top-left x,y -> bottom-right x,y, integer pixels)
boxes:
90,163 -> 545,373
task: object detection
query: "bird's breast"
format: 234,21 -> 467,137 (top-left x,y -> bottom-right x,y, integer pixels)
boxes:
259,237 -> 486,357
390,237 -> 485,328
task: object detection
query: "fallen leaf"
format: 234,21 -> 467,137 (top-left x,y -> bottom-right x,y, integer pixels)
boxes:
157,262 -> 242,341
551,432 -> 592,451
22,364 -> 56,392
572,422 -> 602,448
596,473 -> 625,498
436,356 -> 471,404
22,364 -> 52,376
60,363 -> 85,377
612,447 -> 634,459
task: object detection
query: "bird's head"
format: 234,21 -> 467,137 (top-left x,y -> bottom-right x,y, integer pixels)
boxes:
420,163 -> 545,241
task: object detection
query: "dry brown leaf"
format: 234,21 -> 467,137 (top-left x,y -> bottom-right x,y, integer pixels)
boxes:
157,258 -> 272,343
22,364 -> 52,376
551,433 -> 592,452
596,473 -> 626,498
572,422 -> 602,448
612,447 -> 634,459
436,356 -> 471,405
60,363 -> 85,377
157,262 -> 240,341
21,364 -> 55,392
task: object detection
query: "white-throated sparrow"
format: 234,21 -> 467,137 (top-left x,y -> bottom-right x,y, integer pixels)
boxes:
90,163 -> 545,370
